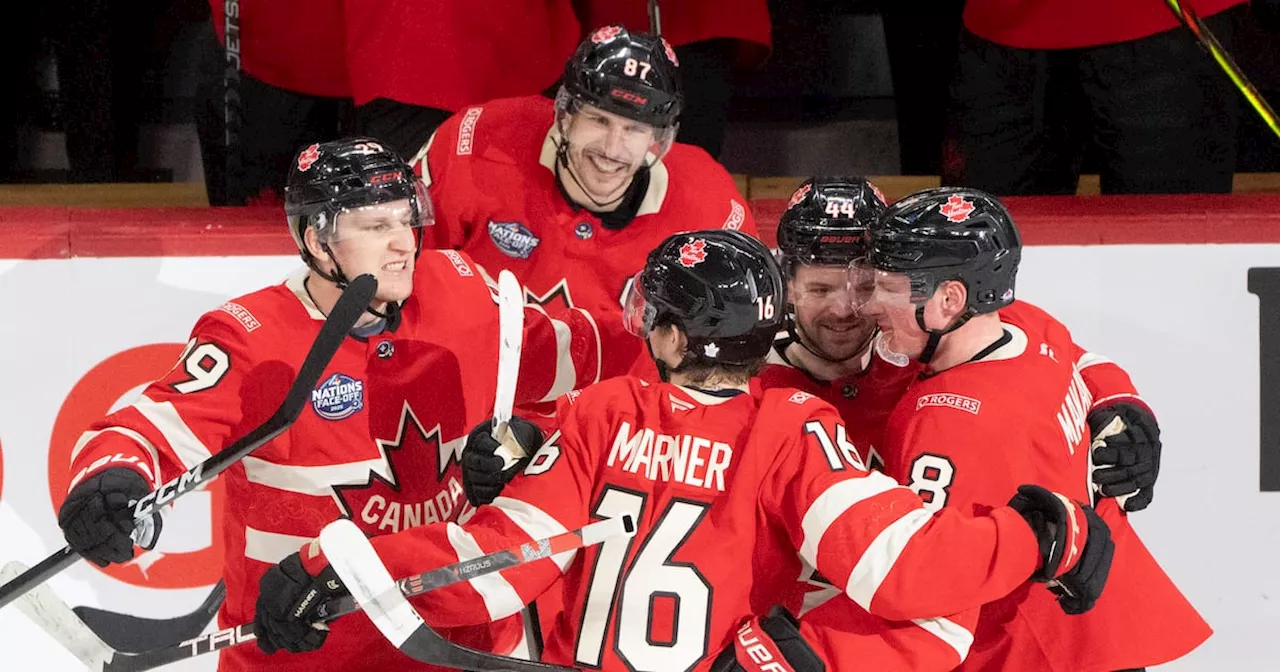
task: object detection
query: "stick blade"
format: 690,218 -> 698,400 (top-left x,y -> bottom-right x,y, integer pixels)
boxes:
1,561 -> 114,671
73,580 -> 224,653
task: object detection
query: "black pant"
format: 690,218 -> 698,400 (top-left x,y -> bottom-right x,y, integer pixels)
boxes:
942,6 -> 1243,195
193,21 -> 348,205
353,98 -> 453,164
672,39 -> 737,160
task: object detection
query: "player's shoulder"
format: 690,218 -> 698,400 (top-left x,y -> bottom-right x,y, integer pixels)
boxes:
191,279 -> 311,352
427,95 -> 550,167
757,386 -> 840,423
415,248 -> 487,285
1000,299 -> 1072,340
555,377 -> 650,424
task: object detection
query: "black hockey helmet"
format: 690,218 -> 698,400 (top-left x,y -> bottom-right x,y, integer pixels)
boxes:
560,25 -> 682,128
777,176 -> 887,276
867,187 -> 1020,314
284,137 -> 431,285
623,230 -> 785,367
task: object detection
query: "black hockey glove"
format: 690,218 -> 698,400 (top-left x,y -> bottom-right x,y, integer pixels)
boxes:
1009,484 -> 1114,615
462,416 -> 543,506
58,467 -> 161,567
1088,402 -> 1161,512
710,606 -> 826,672
254,549 -> 348,655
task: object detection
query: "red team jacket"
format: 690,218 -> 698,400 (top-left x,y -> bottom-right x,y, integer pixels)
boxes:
575,0 -> 773,68
963,0 -> 1245,49
209,0 -> 351,98
879,301 -> 1211,671
414,95 -> 757,381
64,251 -> 601,672
363,378 -> 1087,672
344,0 -> 581,110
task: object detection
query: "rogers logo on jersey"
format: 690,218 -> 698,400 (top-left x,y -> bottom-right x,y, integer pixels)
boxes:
312,373 -> 365,420
457,107 -> 483,156
722,199 -> 746,231
916,392 -> 981,415
217,301 -> 261,332
440,249 -> 473,277
488,220 -> 541,259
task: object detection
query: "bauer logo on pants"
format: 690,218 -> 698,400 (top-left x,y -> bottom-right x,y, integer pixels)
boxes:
312,373 -> 365,421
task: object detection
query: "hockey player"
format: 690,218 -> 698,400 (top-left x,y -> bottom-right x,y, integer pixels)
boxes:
55,138 -> 603,671
254,229 -> 1115,672
412,25 -> 757,384
855,187 -> 1210,670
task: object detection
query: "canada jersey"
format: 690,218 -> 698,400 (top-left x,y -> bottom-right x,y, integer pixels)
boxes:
414,95 -> 757,381
65,251 -> 601,672
754,337 -> 921,471
881,300 -> 1210,671
367,378 -> 1062,672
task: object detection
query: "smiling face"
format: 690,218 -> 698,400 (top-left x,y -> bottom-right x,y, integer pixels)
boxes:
309,198 -> 419,304
790,264 -> 878,361
560,103 -> 660,205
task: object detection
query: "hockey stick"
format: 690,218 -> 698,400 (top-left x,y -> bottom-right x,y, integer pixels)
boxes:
223,0 -> 244,203
492,269 -> 526,470
73,580 -> 225,653
18,516 -> 632,672
0,274 -> 378,611
1162,0 -> 1280,140
648,0 -> 662,36
324,517 -> 631,672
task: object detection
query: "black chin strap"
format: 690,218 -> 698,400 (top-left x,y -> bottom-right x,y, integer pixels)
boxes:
915,305 -> 975,364
786,314 -> 877,367
314,243 -> 401,330
553,141 -> 650,229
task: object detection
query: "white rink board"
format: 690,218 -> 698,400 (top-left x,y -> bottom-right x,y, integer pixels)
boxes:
0,246 -> 1276,670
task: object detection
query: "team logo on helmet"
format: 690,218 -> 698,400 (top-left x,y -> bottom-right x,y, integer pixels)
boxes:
869,182 -> 886,205
297,144 -> 321,171
939,194 -> 976,223
311,373 -> 365,421
787,183 -> 811,209
487,220 -> 541,259
679,239 -> 708,267
661,37 -> 679,66
591,25 -> 623,43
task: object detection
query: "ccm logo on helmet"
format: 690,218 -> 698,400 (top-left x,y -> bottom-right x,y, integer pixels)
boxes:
368,171 -> 403,185
610,88 -> 649,105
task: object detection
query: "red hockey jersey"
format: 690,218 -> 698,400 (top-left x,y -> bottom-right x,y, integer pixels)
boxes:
209,0 -> 350,98
414,95 -> 757,384
363,378 -> 1084,672
879,300 -> 1211,671
64,251 -> 601,672
575,0 -> 772,68
343,0 -> 581,109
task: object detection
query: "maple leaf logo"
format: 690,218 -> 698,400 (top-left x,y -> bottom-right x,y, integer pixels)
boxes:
591,25 -> 623,43
297,143 -> 321,171
661,37 -> 679,66
868,182 -> 886,206
331,402 -> 468,535
787,183 -> 811,209
679,239 -> 708,267
939,194 -> 975,223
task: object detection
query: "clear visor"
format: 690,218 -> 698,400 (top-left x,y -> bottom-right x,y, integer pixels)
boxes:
622,273 -> 657,338
790,263 -> 856,313
323,194 -> 430,247
555,94 -> 677,168
849,259 -> 936,312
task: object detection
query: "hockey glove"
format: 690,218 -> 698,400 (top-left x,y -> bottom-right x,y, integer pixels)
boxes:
709,606 -> 826,672
1089,402 -> 1161,512
462,415 -> 542,506
254,546 -> 348,655
1009,484 -> 1114,615
58,467 -> 162,567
